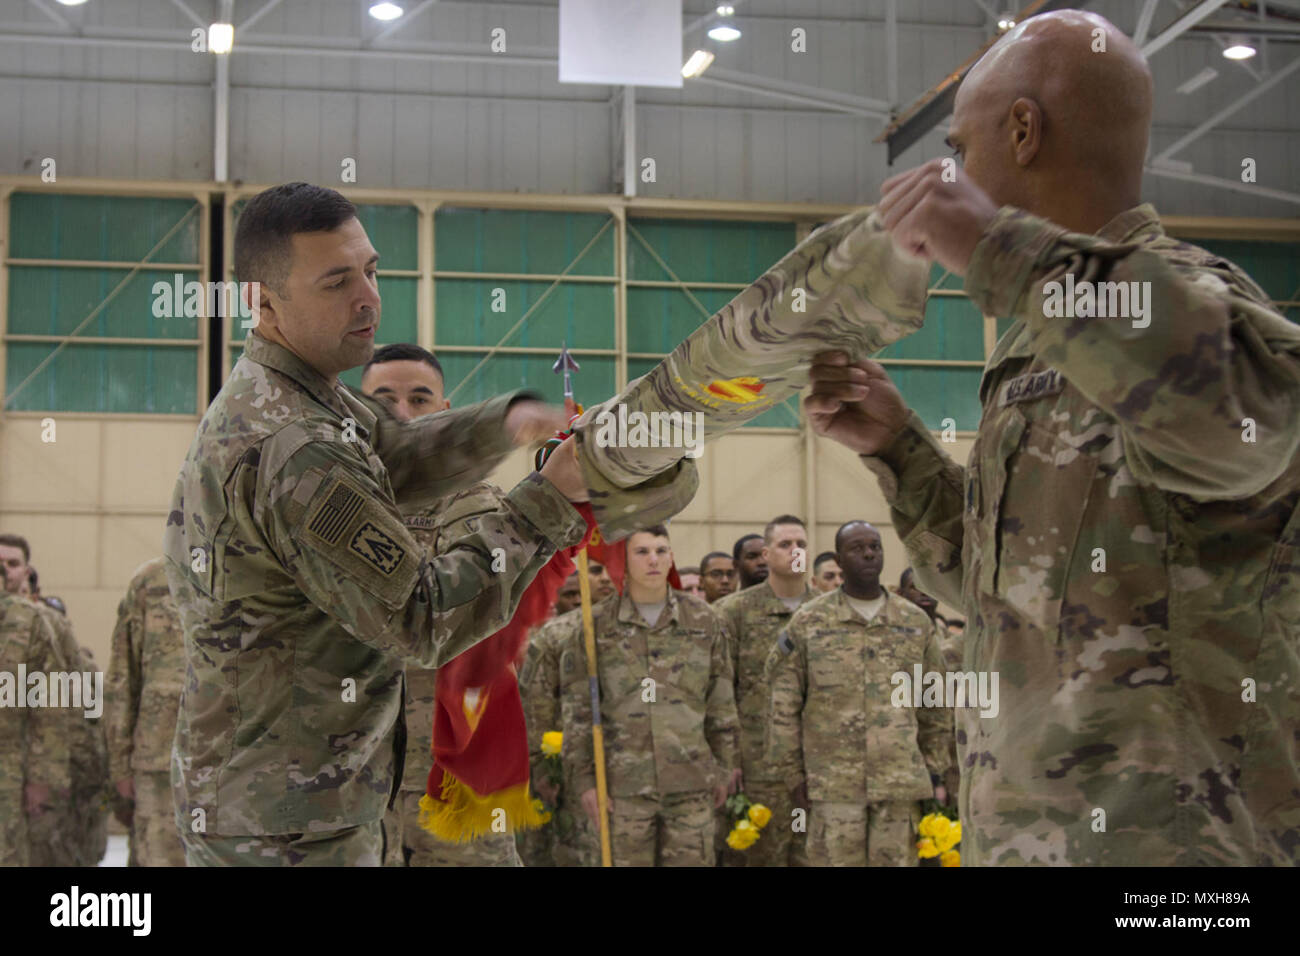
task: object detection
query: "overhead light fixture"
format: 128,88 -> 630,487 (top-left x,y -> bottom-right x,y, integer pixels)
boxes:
1222,36 -> 1257,60
368,2 -> 404,21
997,15 -> 1016,32
708,23 -> 741,42
716,4 -> 735,13
55,0 -> 89,6
682,49 -> 716,79
208,22 -> 234,54
1176,66 -> 1218,95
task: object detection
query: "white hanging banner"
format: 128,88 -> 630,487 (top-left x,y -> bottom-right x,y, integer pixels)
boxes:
558,0 -> 684,88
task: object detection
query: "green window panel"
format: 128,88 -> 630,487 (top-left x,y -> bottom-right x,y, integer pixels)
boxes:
626,287 -> 735,355
878,294 -> 983,361
435,208 -> 615,276
627,219 -> 795,283
890,366 -> 985,432
6,342 -> 197,414
1193,239 -> 1300,309
625,358 -> 801,431
440,352 -> 616,408
10,193 -> 199,264
9,267 -> 199,339
436,279 -> 616,350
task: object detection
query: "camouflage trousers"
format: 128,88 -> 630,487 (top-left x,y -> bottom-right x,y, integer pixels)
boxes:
722,782 -> 808,867
383,791 -> 520,867
0,789 -> 28,866
27,789 -> 102,866
181,821 -> 384,867
609,791 -> 714,867
809,800 -> 921,867
518,801 -> 597,867
129,771 -> 187,867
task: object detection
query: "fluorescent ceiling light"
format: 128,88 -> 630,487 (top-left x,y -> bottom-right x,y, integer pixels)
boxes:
55,0 -> 89,6
682,49 -> 715,78
1222,40 -> 1257,60
1176,66 -> 1218,94
708,24 -> 741,42
208,22 -> 234,54
716,4 -> 735,13
368,2 -> 404,21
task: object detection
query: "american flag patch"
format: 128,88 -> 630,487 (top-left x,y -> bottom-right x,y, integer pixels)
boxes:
307,479 -> 365,545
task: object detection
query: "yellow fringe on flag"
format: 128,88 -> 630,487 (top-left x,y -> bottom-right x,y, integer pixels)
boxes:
417,770 -> 548,844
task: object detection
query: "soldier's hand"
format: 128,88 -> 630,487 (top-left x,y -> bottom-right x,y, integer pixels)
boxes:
713,782 -> 729,809
934,784 -> 948,805
536,777 -> 559,805
115,777 -> 135,802
23,781 -> 50,817
506,400 -> 571,446
877,157 -> 998,276
805,353 -> 910,455
580,787 -> 611,826
728,767 -> 744,796
539,436 -> 589,503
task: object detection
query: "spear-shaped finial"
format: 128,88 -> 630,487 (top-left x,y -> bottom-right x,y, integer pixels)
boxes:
552,343 -> 581,416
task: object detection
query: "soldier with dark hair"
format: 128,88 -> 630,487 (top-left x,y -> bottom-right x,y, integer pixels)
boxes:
811,552 -> 842,593
699,552 -> 736,604
164,183 -> 589,866
732,534 -> 768,590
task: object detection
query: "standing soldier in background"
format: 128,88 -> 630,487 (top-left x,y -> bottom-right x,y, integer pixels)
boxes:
810,553 -> 843,593
105,557 -> 188,866
698,552 -> 737,604
897,566 -> 961,807
0,533 -> 109,866
767,522 -> 952,866
361,342 -> 522,867
560,526 -> 740,866
0,590 -> 73,866
732,534 -> 769,590
715,515 -> 816,866
165,183 -> 588,867
808,11 -> 1300,864
676,566 -> 703,600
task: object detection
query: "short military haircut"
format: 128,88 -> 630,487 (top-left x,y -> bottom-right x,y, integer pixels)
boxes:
0,533 -> 30,563
834,520 -> 875,553
763,514 -> 806,542
813,551 -> 837,572
234,182 -> 358,295
732,533 -> 762,562
363,342 -> 444,380
633,523 -> 670,540
677,565 -> 700,576
700,551 -> 730,573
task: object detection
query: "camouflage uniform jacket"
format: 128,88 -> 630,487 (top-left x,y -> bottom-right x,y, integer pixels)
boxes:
560,590 -> 739,799
713,580 -> 816,783
396,480 -> 512,793
861,204 -> 1300,865
766,588 -> 953,803
106,557 -> 185,780
521,608 -> 579,782
0,593 -> 74,798
163,333 -> 586,835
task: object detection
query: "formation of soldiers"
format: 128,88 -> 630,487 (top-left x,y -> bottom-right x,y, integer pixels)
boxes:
1,9 -> 1296,868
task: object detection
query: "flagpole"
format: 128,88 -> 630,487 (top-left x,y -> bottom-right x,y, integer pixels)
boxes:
575,548 -> 613,867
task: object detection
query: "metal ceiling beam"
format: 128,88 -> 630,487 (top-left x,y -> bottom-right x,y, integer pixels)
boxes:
370,0 -> 440,46
1140,0 -> 1230,56
168,0 -> 207,31
1146,164 -> 1300,206
237,0 -> 283,33
876,0 -> 1088,164
1153,52 -> 1300,161
1134,0 -> 1161,46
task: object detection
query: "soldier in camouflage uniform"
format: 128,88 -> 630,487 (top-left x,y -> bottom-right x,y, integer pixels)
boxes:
767,523 -> 953,866
105,556 -> 188,866
806,11 -> 1300,864
560,526 -> 740,866
898,567 -> 960,804
163,184 -> 590,866
713,515 -> 816,866
361,344 -> 522,867
0,591 -> 74,866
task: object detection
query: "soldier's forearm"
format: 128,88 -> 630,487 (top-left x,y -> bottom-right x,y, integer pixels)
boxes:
860,411 -> 966,609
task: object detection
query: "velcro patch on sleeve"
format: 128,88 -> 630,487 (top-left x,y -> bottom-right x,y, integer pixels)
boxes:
348,521 -> 405,576
778,631 -> 796,656
307,478 -> 366,545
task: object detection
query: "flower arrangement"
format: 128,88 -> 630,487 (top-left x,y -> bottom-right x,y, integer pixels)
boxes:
724,793 -> 771,851
917,809 -> 961,866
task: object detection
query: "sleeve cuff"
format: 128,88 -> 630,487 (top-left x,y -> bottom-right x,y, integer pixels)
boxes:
860,409 -> 930,501
505,473 -> 587,552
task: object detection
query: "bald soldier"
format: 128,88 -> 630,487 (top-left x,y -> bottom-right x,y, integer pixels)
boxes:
164,183 -> 589,866
714,514 -> 817,866
808,11 -> 1300,865
361,342 -> 522,867
105,557 -> 188,866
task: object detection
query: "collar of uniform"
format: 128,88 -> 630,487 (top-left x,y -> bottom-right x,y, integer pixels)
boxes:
1096,203 -> 1162,244
758,578 -> 815,614
243,332 -> 350,417
617,588 -> 679,627
834,586 -> 897,625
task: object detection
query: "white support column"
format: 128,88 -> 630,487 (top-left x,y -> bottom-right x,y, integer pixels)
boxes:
214,0 -> 233,183
622,86 -> 637,199
886,0 -> 898,111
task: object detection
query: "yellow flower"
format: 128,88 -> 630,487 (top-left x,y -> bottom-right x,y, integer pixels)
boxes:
747,803 -> 772,829
541,731 -> 563,756
918,813 -> 945,839
726,820 -> 760,851
935,821 -> 962,853
916,837 -> 940,859
940,849 -> 960,867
